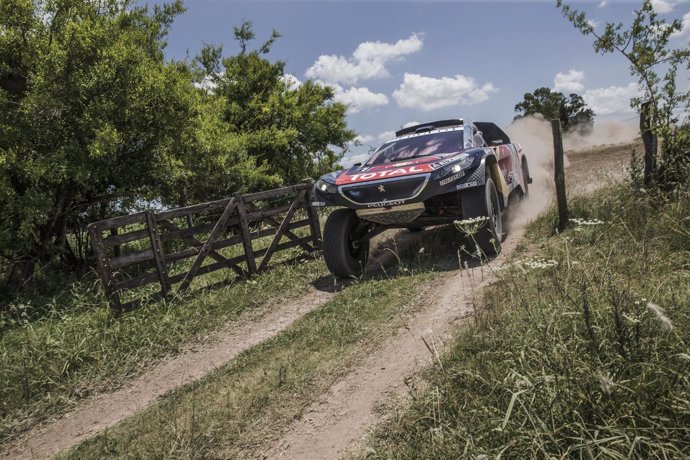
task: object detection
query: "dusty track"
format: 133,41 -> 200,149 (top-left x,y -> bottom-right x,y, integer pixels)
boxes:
3,288 -> 334,459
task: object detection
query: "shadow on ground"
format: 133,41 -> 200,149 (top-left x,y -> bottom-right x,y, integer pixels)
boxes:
311,224 -> 502,293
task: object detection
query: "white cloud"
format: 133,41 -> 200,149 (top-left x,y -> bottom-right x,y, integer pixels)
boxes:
354,134 -> 376,144
651,0 -> 675,13
671,11 -> 690,38
393,73 -> 497,111
378,130 -> 396,142
280,73 -> 302,90
305,33 -> 423,85
403,121 -> 422,128
587,19 -> 600,29
194,75 -> 218,93
597,1 -> 608,7
583,82 -> 641,116
331,84 -> 389,113
554,69 -> 585,93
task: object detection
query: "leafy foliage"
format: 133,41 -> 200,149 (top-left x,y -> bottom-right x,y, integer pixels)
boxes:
514,87 -> 595,133
195,21 -> 355,186
0,0 -> 195,278
0,6 -> 354,285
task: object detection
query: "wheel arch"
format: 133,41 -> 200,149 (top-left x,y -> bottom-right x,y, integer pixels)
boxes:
482,154 -> 509,209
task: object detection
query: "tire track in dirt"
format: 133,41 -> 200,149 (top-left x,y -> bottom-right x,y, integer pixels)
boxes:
262,229 -> 525,460
3,288 -> 335,460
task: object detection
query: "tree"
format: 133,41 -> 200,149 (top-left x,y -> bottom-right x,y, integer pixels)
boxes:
557,0 -> 690,186
196,21 -> 356,185
0,0 -> 199,281
514,87 -> 595,133
0,7 -> 356,287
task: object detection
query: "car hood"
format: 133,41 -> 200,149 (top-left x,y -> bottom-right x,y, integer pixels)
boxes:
335,151 -> 465,186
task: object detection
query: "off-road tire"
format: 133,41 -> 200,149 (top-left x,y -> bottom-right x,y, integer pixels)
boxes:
323,209 -> 370,278
461,177 -> 503,257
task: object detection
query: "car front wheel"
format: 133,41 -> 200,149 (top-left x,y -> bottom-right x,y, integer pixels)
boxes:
323,209 -> 370,278
460,177 -> 503,257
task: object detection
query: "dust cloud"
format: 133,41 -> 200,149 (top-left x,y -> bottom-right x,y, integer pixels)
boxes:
564,119 -> 640,151
503,115 -> 558,229
501,114 -> 639,230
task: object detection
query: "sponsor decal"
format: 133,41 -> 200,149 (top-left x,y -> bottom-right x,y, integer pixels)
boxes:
311,201 -> 326,207
336,164 -> 432,185
456,181 -> 478,190
439,172 -> 465,186
429,156 -> 458,170
366,199 -> 406,208
377,185 -> 386,193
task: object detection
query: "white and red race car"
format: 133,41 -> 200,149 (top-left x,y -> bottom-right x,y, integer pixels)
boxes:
312,119 -> 531,278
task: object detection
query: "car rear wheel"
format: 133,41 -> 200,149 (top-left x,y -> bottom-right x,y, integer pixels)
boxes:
323,209 -> 370,278
460,177 -> 503,257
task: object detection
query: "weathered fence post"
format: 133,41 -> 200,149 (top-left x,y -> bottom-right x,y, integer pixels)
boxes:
88,224 -> 122,313
640,100 -> 658,186
304,179 -> 322,251
145,211 -> 170,297
235,193 -> 257,276
551,119 -> 569,232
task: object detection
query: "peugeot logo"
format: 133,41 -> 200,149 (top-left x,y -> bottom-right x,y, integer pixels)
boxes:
378,185 -> 386,193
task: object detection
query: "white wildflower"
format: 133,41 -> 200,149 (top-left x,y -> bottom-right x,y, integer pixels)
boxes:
597,370 -> 615,395
454,216 -> 489,225
571,217 -> 606,227
517,257 -> 559,270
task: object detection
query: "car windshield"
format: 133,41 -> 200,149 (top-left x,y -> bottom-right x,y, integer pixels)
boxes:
365,130 -> 464,166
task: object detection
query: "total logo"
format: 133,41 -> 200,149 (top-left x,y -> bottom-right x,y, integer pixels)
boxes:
337,165 -> 431,184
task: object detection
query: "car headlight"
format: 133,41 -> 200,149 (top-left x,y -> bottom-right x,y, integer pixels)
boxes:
315,179 -> 337,194
447,154 -> 474,173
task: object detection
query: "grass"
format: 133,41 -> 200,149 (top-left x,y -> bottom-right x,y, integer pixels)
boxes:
0,252 -> 325,446
363,184 -> 690,458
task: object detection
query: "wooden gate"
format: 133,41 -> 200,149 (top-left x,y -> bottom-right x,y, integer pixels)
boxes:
88,182 -> 321,312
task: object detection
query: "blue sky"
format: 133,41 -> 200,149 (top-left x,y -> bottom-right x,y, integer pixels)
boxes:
152,0 -> 690,164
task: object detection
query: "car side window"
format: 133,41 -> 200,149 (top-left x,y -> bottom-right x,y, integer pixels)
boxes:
474,132 -> 486,147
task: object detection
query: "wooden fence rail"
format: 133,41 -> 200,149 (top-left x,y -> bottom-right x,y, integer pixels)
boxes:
88,182 -> 321,313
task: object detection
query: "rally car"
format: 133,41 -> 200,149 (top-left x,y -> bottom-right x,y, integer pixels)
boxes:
312,119 -> 531,278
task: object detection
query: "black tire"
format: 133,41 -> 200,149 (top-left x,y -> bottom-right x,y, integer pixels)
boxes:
323,209 -> 370,278
460,177 -> 503,257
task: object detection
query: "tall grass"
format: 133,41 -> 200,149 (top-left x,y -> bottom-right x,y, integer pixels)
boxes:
365,185 -> 690,458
